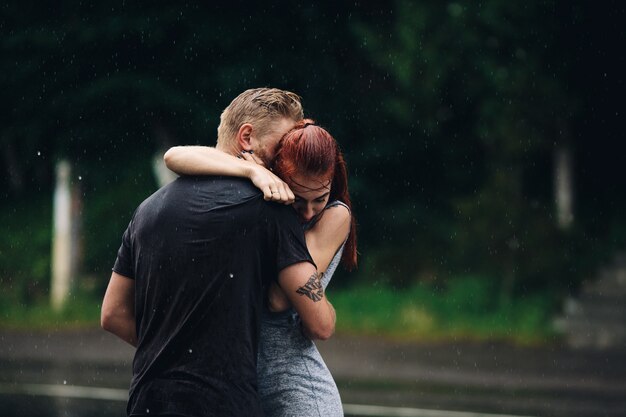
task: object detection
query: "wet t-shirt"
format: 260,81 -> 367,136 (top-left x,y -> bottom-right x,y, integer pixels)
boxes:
113,176 -> 314,417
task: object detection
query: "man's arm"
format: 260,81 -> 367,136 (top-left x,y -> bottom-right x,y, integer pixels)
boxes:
278,262 -> 336,340
101,272 -> 137,347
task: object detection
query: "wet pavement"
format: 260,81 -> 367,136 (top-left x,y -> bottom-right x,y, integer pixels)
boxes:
0,328 -> 625,416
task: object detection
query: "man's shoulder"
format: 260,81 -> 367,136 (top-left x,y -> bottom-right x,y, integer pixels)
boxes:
170,175 -> 262,202
132,176 -> 263,223
262,201 -> 301,227
175,175 -> 257,190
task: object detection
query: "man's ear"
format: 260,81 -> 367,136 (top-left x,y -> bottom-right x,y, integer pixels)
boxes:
236,123 -> 254,152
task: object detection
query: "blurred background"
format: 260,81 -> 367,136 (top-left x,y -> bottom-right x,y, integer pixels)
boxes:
1,1 -> 626,416
2,0 -> 625,342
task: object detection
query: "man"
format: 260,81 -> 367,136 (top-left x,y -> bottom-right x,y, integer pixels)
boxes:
101,88 -> 335,417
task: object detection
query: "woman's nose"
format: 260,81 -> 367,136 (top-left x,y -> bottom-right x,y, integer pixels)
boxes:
301,205 -> 315,221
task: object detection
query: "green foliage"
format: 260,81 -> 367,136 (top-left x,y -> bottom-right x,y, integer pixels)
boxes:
0,194 -> 52,305
0,274 -> 563,344
348,0 -> 600,295
332,277 -> 559,344
0,1 -> 622,334
0,157 -> 156,302
80,157 -> 157,292
0,289 -> 101,330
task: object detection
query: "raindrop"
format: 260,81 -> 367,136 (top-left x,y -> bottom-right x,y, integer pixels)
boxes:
63,380 -> 67,385
229,273 -> 234,279
188,349 -> 193,353
37,151 -> 41,156
78,176 -> 82,180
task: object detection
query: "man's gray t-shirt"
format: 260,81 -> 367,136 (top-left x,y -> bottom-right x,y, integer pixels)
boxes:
113,176 -> 314,417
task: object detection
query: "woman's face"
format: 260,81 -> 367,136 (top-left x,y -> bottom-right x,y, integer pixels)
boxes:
288,172 -> 332,223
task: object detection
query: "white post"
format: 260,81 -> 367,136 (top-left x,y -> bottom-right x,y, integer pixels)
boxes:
152,151 -> 177,188
51,160 -> 73,311
554,146 -> 574,230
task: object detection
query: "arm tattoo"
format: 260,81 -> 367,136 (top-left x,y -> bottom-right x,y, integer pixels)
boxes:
295,272 -> 325,302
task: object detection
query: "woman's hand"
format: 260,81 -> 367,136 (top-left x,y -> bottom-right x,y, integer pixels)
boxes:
241,151 -> 295,204
267,281 -> 292,312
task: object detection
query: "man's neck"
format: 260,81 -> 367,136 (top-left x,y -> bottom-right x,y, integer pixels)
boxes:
216,143 -> 241,157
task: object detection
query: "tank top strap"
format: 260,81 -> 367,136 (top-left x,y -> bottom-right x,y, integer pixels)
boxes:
325,200 -> 349,212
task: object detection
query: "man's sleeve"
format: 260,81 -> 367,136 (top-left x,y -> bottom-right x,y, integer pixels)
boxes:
271,205 -> 316,272
112,221 -> 135,279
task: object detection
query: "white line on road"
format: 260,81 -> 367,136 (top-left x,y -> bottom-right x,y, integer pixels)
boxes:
0,383 -> 537,417
0,383 -> 127,401
343,403 -> 538,417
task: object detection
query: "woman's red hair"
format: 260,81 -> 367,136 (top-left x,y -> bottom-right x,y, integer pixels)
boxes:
272,119 -> 357,271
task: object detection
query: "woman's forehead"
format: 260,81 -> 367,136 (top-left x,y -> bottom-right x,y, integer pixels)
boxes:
289,173 -> 331,192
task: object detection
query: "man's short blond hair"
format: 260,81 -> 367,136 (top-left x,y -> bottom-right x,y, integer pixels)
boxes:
217,88 -> 304,149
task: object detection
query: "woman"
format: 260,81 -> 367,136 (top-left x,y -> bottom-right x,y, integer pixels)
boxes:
164,119 -> 357,417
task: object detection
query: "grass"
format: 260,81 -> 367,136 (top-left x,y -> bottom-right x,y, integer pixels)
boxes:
0,276 -> 560,345
330,277 -> 560,345
0,291 -> 102,330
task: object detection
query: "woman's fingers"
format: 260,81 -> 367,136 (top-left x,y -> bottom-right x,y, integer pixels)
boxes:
284,184 -> 295,203
269,180 -> 290,204
241,151 -> 255,163
270,177 -> 295,204
248,164 -> 290,203
243,152 -> 294,204
277,180 -> 295,205
265,184 -> 281,202
261,185 -> 275,201
241,150 -> 265,166
270,173 -> 295,204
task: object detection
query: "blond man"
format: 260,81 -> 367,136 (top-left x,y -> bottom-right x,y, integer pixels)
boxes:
102,88 -> 335,417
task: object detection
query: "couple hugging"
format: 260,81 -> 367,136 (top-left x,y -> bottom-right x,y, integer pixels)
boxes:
101,87 -> 357,417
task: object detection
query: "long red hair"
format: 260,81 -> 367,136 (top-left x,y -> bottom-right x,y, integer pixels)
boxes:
272,119 -> 357,271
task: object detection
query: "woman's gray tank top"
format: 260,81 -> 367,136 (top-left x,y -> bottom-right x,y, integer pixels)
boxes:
257,200 -> 348,417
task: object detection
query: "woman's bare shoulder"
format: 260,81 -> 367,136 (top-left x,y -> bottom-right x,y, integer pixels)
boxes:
310,203 -> 351,241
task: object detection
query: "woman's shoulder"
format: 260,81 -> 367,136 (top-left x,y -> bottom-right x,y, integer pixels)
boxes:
325,200 -> 350,212
322,200 -> 351,225
304,200 -> 349,231
311,201 -> 350,238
